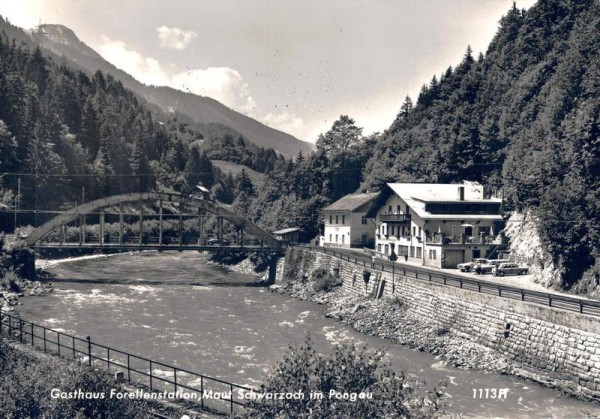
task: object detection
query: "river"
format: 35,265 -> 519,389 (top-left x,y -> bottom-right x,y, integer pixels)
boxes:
16,251 -> 600,418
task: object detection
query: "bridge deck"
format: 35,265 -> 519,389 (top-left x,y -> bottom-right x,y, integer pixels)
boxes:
33,243 -> 277,252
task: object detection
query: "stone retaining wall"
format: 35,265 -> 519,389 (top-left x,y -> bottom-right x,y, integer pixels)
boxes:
283,247 -> 600,400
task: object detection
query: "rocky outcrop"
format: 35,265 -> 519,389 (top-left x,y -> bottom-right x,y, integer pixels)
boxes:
1,279 -> 53,312
503,211 -> 561,288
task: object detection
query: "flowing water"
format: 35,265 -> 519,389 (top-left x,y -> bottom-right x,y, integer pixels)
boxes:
16,251 -> 600,418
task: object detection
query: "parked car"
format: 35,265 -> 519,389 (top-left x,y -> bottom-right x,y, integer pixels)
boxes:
457,258 -> 490,272
207,238 -> 230,245
473,259 -> 511,274
492,262 -> 529,276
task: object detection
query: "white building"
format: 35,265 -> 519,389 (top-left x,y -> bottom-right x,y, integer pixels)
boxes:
322,192 -> 379,248
368,182 -> 505,268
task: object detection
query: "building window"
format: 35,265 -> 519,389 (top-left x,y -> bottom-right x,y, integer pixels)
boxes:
342,215 -> 345,224
329,234 -> 332,242
377,244 -> 382,253
329,215 -> 332,224
336,215 -> 339,224
418,227 -> 422,237
397,205 -> 401,212
335,234 -> 338,243
384,244 -> 389,254
432,249 -> 437,260
388,205 -> 392,212
391,226 -> 395,236
361,234 -> 367,243
342,235 -> 345,244
410,246 -> 415,257
361,216 -> 367,225
416,247 -> 422,258
412,226 -> 416,236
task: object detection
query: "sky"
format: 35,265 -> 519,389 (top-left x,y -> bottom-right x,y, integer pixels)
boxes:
0,0 -> 537,143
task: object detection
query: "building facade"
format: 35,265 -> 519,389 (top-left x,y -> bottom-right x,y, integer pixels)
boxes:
322,192 -> 378,248
369,182 -> 505,268
272,227 -> 302,243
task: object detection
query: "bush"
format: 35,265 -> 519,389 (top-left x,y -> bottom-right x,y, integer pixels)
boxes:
245,336 -> 445,418
387,295 -> 405,310
1,269 -> 21,293
0,338 -> 178,418
311,268 -> 342,292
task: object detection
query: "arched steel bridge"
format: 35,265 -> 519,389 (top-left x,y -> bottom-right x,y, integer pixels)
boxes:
24,192 -> 283,253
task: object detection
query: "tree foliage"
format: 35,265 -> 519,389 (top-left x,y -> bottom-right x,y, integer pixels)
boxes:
360,0 -> 600,285
245,337 -> 444,418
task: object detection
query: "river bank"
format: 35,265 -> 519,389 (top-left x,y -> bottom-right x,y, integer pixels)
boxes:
1,277 -> 53,313
275,247 -> 600,407
272,278 -> 510,375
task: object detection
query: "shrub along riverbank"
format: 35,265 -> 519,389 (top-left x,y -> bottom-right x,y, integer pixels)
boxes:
0,338 -> 185,418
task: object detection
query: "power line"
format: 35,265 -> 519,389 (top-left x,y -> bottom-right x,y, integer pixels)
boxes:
1,208 -> 597,224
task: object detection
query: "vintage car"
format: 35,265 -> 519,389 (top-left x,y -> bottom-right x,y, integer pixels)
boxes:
492,262 -> 529,276
473,259 -> 511,274
457,258 -> 490,272
207,238 -> 230,245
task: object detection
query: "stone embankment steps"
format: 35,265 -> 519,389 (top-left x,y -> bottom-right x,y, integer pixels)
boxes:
282,246 -> 600,401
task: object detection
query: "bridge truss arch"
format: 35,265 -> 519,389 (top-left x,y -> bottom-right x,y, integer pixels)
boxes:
24,192 -> 282,251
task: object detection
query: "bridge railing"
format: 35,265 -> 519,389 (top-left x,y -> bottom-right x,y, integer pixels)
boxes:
0,311 -> 255,415
301,245 -> 600,318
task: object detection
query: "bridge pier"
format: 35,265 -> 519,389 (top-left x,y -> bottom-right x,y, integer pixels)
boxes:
266,254 -> 282,286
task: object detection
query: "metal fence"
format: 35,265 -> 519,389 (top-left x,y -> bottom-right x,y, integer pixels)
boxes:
306,245 -> 600,317
0,311 -> 255,415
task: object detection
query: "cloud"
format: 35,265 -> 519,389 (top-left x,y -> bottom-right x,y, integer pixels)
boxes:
261,111 -> 306,137
156,26 -> 197,50
171,68 -> 307,137
97,37 -> 307,139
171,67 -> 254,110
97,36 -> 170,86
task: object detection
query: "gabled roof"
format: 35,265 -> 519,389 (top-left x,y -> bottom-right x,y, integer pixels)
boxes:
370,182 -> 503,220
323,192 -> 379,212
273,227 -> 302,235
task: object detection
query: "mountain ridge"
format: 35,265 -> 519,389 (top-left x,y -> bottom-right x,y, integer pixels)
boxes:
27,22 -> 314,157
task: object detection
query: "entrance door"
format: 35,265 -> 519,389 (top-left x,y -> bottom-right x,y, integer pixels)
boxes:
444,249 -> 465,268
472,249 -> 481,259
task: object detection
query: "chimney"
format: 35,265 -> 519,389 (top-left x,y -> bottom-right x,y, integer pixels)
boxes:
458,186 -> 465,201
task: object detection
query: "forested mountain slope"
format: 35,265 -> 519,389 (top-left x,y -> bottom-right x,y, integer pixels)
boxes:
361,0 -> 600,287
0,28 -> 280,223
28,22 -> 314,157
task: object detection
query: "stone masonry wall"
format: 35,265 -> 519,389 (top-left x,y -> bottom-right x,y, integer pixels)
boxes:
283,247 -> 600,400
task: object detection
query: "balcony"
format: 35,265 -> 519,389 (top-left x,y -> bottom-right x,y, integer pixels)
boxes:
379,212 -> 411,223
425,234 -> 502,245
